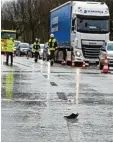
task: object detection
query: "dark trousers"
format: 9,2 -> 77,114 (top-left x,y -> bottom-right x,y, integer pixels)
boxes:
6,52 -> 13,65
63,49 -> 67,61
50,50 -> 55,61
35,51 -> 39,60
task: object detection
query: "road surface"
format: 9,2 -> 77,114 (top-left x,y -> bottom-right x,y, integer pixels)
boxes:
1,56 -> 113,142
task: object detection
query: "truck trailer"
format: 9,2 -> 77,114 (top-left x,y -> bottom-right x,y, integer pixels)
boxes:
50,1 -> 110,64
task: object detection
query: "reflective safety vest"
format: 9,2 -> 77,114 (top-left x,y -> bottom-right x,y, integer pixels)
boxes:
33,42 -> 40,52
48,38 -> 56,51
6,38 -> 14,52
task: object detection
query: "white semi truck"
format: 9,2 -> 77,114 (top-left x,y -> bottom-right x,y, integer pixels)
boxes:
50,1 -> 110,64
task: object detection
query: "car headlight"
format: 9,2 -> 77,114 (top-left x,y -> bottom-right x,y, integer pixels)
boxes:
76,51 -> 81,57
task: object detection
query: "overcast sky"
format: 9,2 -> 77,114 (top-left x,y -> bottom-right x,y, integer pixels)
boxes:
2,0 -> 11,2
1,0 -> 14,2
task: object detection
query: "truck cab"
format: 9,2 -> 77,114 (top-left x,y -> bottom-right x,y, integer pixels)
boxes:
1,30 -> 17,54
50,1 -> 110,65
71,1 -> 110,64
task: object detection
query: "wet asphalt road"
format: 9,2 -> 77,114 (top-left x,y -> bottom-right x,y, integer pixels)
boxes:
1,55 -> 113,142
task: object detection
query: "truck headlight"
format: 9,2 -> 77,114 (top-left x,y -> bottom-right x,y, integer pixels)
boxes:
76,51 -> 81,57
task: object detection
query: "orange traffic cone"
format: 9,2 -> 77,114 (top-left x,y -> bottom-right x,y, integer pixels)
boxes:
72,55 -> 75,67
102,56 -> 110,74
82,60 -> 86,69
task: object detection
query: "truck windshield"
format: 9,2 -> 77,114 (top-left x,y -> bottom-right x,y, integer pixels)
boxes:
77,16 -> 109,34
1,32 -> 16,39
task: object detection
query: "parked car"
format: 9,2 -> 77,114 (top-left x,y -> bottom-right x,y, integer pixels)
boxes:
39,44 -> 44,59
99,41 -> 113,69
43,42 -> 50,61
16,43 -> 29,56
26,44 -> 32,58
26,44 -> 34,58
14,41 -> 21,56
14,41 -> 21,48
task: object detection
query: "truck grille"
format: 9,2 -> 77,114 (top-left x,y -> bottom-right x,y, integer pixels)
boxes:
82,45 -> 102,59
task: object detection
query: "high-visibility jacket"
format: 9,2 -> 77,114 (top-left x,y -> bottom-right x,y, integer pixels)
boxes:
48,38 -> 57,51
6,38 -> 14,52
33,42 -> 40,52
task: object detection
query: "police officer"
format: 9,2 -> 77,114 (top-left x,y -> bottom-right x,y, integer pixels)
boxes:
33,38 -> 40,62
6,34 -> 14,66
48,33 -> 57,66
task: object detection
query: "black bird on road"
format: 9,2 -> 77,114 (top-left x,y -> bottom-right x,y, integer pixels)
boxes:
64,113 -> 79,119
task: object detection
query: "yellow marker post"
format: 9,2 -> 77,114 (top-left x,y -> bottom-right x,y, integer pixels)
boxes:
75,68 -> 80,105
6,71 -> 14,100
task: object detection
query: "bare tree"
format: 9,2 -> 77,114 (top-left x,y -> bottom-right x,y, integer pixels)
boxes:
1,0 -> 113,42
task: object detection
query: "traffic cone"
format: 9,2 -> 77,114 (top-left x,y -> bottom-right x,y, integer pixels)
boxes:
102,56 -> 110,74
72,55 -> 75,67
82,60 -> 86,69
